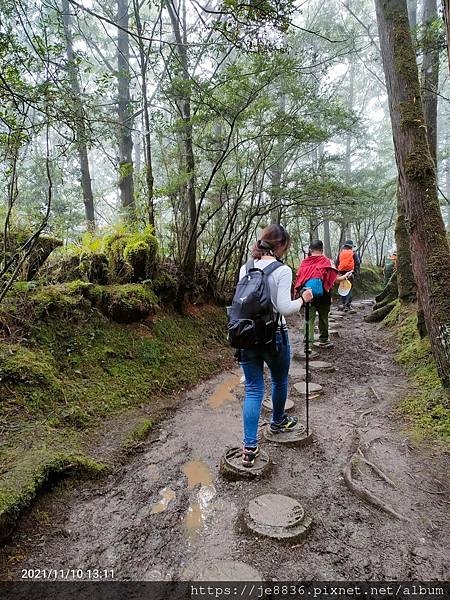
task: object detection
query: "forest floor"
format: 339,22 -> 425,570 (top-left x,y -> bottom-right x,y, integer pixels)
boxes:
1,301 -> 449,580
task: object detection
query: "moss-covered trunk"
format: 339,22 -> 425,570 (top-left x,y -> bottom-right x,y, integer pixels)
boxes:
395,183 -> 416,303
375,0 -> 450,389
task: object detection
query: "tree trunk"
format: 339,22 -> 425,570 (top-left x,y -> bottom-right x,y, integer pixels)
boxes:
133,0 -> 155,227
443,0 -> 450,72
447,154 -> 450,229
323,220 -> 332,258
375,0 -> 450,389
421,0 -> 439,165
407,0 -> 417,27
395,182 -> 416,303
344,60 -> 355,239
167,0 -> 197,286
61,0 -> 96,231
270,93 -> 286,224
117,0 -> 135,217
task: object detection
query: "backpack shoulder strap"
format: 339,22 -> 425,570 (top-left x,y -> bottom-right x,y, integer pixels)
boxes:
262,260 -> 284,277
245,259 -> 254,273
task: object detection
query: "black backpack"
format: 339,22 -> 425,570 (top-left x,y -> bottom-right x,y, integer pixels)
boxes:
227,259 -> 283,349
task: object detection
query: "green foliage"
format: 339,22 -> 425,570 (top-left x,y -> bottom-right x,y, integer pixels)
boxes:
384,308 -> 450,445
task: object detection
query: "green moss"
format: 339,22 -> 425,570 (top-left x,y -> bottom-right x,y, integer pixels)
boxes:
385,308 -> 450,446
146,270 -> 178,303
121,419 -> 153,451
89,283 -> 159,323
382,299 -> 402,327
0,300 -> 228,538
0,449 -> 108,539
350,266 -> 384,298
0,345 -> 59,388
104,225 -> 158,283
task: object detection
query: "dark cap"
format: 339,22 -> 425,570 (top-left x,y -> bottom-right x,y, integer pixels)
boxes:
343,239 -> 354,247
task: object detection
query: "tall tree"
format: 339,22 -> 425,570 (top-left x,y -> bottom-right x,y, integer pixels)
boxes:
407,0 -> 417,28
133,0 -> 155,226
117,0 -> 135,216
395,183 -> 416,302
167,0 -> 197,286
375,0 -> 450,389
61,0 -> 96,231
421,0 -> 439,164
443,0 -> 450,72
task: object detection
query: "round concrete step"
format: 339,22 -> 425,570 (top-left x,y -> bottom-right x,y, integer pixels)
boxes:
186,560 -> 262,581
289,365 -> 306,380
293,381 -> 323,395
220,447 -> 270,480
243,493 -> 313,540
262,397 -> 294,412
295,350 -> 319,360
263,421 -> 313,447
308,360 -> 334,372
313,342 -> 334,349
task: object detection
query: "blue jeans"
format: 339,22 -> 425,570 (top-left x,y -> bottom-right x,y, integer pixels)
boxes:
239,329 -> 290,447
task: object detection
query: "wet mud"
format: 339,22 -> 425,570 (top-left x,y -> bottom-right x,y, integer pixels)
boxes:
1,301 -> 449,580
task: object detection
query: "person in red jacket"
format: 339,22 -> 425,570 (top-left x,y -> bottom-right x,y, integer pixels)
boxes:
295,240 -> 352,350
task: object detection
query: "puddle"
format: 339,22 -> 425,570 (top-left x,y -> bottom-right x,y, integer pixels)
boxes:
151,487 -> 176,514
183,484 -> 216,540
207,372 -> 241,408
182,459 -> 213,489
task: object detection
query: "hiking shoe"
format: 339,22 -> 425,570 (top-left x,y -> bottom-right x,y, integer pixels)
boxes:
319,340 -> 334,348
242,445 -> 260,468
270,415 -> 298,434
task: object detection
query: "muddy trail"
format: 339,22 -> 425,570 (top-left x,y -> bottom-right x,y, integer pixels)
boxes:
1,301 -> 450,581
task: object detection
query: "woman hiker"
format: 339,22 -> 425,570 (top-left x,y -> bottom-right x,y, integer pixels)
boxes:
294,240 -> 353,352
237,224 -> 313,467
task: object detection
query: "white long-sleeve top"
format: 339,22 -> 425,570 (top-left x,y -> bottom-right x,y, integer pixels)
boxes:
239,258 -> 303,324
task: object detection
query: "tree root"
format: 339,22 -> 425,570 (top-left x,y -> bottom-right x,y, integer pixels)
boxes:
364,300 -> 397,323
343,452 -> 409,521
357,449 -> 397,488
375,272 -> 398,303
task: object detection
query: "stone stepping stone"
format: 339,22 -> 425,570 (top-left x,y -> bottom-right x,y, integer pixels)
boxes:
243,493 -> 313,540
263,421 -> 313,447
313,342 -> 334,349
295,350 -> 319,360
186,560 -> 261,581
262,397 -> 294,412
289,366 -> 306,379
308,360 -> 334,372
330,314 -> 344,319
220,447 -> 270,480
293,381 -> 323,395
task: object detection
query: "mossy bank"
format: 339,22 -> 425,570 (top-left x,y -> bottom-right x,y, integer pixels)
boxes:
383,302 -> 450,447
0,283 -> 230,542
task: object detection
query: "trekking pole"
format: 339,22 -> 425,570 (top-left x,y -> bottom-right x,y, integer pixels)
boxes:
304,300 -> 310,436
